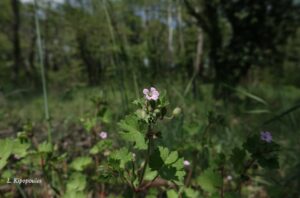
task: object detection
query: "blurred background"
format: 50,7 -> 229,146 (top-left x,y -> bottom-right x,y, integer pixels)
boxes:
0,0 -> 300,196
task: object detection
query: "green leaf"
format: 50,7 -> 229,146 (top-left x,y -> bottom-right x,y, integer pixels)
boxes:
63,172 -> 87,198
224,192 -> 239,198
0,158 -> 8,170
119,115 -> 147,150
110,148 -> 132,169
144,169 -> 158,181
66,172 -> 86,191
1,169 -> 13,178
262,103 -> 300,125
89,140 -> 112,155
257,155 -> 279,169
234,87 -> 267,105
245,109 -> 270,114
184,187 -> 200,198
149,146 -> 185,183
167,189 -> 178,198
63,191 -> 86,198
230,147 -> 246,172
121,130 -> 147,150
165,151 -> 178,165
12,140 -> 30,158
243,135 -> 280,169
70,157 -> 92,171
0,139 -> 13,170
0,138 -> 30,169
118,115 -> 140,134
149,148 -> 164,170
80,117 -> 96,133
197,168 -> 222,193
38,141 -> 52,153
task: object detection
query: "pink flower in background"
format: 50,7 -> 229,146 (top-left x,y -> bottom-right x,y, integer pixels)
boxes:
260,131 -> 272,143
183,160 -> 190,166
99,131 -> 108,139
143,87 -> 159,101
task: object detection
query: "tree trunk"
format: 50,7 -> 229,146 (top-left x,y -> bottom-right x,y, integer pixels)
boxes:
168,0 -> 174,67
11,0 -> 22,84
192,28 -> 204,98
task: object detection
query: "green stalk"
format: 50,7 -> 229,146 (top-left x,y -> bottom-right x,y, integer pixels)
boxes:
139,125 -> 153,185
33,0 -> 51,143
101,0 -> 128,112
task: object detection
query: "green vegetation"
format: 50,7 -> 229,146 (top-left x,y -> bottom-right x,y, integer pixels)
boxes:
0,0 -> 300,197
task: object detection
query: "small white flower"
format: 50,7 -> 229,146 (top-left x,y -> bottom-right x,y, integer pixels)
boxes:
183,160 -> 190,166
227,175 -> 232,181
99,131 -> 108,139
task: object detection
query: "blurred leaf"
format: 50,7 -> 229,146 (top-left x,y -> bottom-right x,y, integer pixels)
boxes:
224,192 -> 239,198
262,103 -> 300,126
70,157 -> 92,171
165,151 -> 179,165
197,168 -> 222,193
63,172 -> 87,198
38,141 -> 52,153
167,189 -> 178,198
144,168 -> 158,181
243,135 -> 280,169
11,140 -> 30,158
245,109 -> 270,114
183,187 -> 200,198
89,140 -> 112,155
121,130 -> 147,150
66,172 -> 86,191
110,148 -> 132,169
0,139 -> 13,170
149,146 -> 185,183
119,115 -> 147,150
80,117 -> 96,133
235,87 -> 267,105
230,147 -> 246,172
257,155 -> 279,169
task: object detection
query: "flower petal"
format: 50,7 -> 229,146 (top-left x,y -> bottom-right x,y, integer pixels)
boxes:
143,88 -> 149,95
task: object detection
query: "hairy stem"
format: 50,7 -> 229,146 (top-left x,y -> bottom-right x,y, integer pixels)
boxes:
139,136 -> 152,185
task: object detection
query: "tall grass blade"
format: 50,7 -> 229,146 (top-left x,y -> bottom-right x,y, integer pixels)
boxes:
34,0 -> 51,143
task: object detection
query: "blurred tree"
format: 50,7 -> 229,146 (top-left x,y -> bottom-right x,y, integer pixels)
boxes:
11,0 -> 22,84
183,0 -> 300,98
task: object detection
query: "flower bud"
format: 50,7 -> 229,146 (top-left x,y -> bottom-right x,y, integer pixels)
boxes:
172,107 -> 182,117
136,109 -> 147,119
154,109 -> 160,114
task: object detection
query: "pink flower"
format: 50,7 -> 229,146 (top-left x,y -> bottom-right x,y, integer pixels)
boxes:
99,131 -> 108,139
183,160 -> 190,166
143,87 -> 159,101
260,131 -> 272,143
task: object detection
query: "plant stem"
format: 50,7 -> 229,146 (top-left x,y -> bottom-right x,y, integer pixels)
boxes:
33,0 -> 51,144
220,165 -> 225,198
139,131 -> 152,185
237,158 -> 256,195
